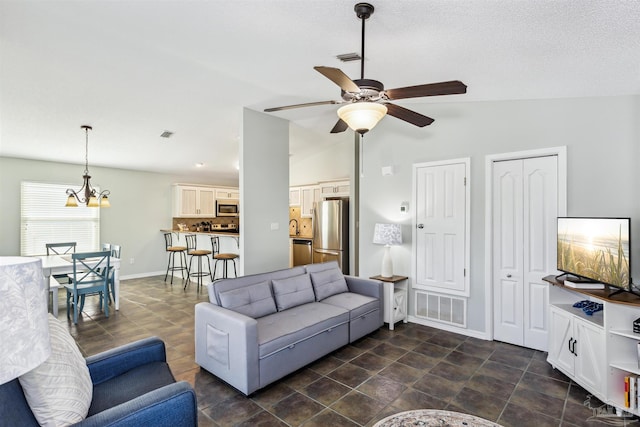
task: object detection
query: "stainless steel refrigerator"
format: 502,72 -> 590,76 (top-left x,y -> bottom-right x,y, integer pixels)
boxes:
313,199 -> 349,274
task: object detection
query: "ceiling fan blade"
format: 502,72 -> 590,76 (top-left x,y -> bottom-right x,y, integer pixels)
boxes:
330,119 -> 348,134
385,103 -> 434,127
314,66 -> 360,93
264,100 -> 339,113
385,80 -> 467,100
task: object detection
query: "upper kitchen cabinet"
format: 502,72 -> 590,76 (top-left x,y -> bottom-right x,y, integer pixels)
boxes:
300,185 -> 320,218
289,187 -> 301,206
215,188 -> 239,200
318,180 -> 350,198
173,185 -> 216,217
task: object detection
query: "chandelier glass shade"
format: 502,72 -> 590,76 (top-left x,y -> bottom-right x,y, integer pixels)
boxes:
337,102 -> 387,135
65,125 -> 111,208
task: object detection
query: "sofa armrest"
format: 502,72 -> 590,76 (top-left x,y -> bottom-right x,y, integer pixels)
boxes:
86,337 -> 166,386
345,276 -> 383,300
75,381 -> 196,427
195,302 -> 259,395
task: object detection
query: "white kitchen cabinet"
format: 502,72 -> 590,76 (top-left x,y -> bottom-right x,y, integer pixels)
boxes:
548,304 -> 605,400
300,185 -> 320,218
173,185 -> 216,218
289,187 -> 301,206
318,180 -> 350,198
215,188 -> 239,200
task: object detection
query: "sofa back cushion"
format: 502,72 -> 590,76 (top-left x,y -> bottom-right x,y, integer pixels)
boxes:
208,265 -> 306,305
310,267 -> 348,301
218,281 -> 276,318
272,274 -> 315,311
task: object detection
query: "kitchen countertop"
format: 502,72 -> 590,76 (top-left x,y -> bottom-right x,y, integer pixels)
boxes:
161,229 -> 240,237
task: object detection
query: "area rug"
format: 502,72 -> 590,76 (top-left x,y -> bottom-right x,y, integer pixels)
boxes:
374,409 -> 503,427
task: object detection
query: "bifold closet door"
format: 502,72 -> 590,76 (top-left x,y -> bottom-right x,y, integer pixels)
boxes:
493,156 -> 557,350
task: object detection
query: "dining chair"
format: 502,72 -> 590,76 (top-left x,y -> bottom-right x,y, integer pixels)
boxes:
64,250 -> 111,324
101,242 -> 112,252
210,236 -> 238,280
105,244 -> 122,304
46,242 -> 77,285
46,242 -> 77,255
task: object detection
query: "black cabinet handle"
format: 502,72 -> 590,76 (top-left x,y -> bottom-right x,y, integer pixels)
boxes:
572,339 -> 577,357
568,337 -> 574,354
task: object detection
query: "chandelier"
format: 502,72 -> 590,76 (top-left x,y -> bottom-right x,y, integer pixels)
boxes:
65,125 -> 111,208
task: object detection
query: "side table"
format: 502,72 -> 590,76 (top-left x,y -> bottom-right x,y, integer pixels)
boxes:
370,275 -> 408,330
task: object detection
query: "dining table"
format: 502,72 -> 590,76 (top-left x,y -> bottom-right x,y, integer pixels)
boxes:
34,254 -> 121,317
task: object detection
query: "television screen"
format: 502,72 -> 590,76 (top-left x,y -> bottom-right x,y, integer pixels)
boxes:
557,217 -> 631,290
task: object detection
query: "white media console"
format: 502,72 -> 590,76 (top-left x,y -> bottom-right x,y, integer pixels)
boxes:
545,275 -> 640,413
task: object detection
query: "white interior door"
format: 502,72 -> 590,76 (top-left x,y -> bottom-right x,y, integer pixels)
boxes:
414,161 -> 468,296
493,155 -> 557,350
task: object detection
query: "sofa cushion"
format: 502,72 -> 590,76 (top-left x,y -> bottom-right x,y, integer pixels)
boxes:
19,314 -> 92,426
310,268 -> 348,301
209,266 -> 306,305
256,302 -> 349,358
88,361 -> 176,416
321,292 -> 379,320
218,281 -> 276,318
272,274 -> 315,311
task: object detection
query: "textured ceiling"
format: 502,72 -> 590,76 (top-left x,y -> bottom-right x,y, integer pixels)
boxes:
1,0 -> 639,181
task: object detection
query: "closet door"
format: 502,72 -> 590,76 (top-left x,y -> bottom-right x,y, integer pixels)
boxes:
493,156 -> 557,350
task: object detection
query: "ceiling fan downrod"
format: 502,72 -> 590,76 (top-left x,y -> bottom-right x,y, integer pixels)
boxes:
354,3 -> 374,80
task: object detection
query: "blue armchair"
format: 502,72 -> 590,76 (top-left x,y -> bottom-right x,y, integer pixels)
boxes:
0,337 -> 197,427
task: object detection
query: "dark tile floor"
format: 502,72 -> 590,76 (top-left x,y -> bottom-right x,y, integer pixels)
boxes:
56,275 -> 633,426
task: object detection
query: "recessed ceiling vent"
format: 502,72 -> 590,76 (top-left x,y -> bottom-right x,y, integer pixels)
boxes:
160,131 -> 174,138
336,52 -> 361,62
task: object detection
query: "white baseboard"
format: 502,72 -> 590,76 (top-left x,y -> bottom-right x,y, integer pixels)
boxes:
407,315 -> 491,341
119,270 -> 166,280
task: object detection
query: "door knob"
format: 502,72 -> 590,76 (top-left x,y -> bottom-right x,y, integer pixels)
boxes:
417,224 -> 424,229
506,274 -> 512,278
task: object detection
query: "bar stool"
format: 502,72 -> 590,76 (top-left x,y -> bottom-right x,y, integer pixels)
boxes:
164,233 -> 187,284
185,234 -> 212,291
211,236 -> 239,280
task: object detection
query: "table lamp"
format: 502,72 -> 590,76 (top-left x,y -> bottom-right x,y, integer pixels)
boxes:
0,257 -> 51,385
373,223 -> 403,278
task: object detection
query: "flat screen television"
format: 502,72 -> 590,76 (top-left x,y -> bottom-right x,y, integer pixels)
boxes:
557,217 -> 631,294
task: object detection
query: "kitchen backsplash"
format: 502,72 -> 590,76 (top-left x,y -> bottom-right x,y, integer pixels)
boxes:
289,207 -> 313,238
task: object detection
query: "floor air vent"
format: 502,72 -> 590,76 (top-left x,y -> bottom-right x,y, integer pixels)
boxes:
415,291 -> 466,328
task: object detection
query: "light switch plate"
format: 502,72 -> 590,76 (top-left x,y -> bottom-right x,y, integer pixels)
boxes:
270,222 -> 279,230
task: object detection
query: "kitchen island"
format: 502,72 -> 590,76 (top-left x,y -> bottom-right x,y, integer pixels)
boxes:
161,229 -> 239,252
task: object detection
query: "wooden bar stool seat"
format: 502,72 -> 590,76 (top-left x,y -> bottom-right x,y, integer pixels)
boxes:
164,233 -> 187,284
185,234 -> 212,291
211,236 -> 238,279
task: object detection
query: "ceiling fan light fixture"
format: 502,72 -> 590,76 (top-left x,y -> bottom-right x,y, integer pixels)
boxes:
337,102 -> 387,135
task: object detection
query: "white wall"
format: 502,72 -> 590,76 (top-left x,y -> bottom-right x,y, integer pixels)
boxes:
289,123 -> 353,186
359,95 -> 640,336
0,156 -> 229,277
240,108 -> 290,275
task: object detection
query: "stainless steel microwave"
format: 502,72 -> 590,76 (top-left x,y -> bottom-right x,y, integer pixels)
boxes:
216,199 -> 239,217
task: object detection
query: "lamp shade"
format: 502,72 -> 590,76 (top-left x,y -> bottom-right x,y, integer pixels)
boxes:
0,257 -> 51,385
337,102 -> 387,134
372,223 -> 403,246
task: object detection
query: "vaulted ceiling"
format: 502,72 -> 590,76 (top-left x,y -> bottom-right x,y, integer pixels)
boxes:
2,1 -> 639,181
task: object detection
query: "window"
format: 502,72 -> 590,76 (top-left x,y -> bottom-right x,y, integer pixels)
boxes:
21,181 -> 100,256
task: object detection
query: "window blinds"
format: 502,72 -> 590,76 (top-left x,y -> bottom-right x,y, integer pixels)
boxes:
21,181 -> 100,256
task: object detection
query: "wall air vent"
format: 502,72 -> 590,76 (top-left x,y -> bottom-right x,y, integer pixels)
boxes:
160,131 -> 174,138
336,52 -> 361,62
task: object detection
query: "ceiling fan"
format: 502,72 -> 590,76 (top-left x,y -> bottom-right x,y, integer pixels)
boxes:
264,2 -> 467,135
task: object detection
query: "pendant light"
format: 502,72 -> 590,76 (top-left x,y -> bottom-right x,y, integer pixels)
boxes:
65,125 -> 111,208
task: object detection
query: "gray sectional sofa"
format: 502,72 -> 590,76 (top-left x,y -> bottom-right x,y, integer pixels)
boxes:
195,261 -> 383,395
